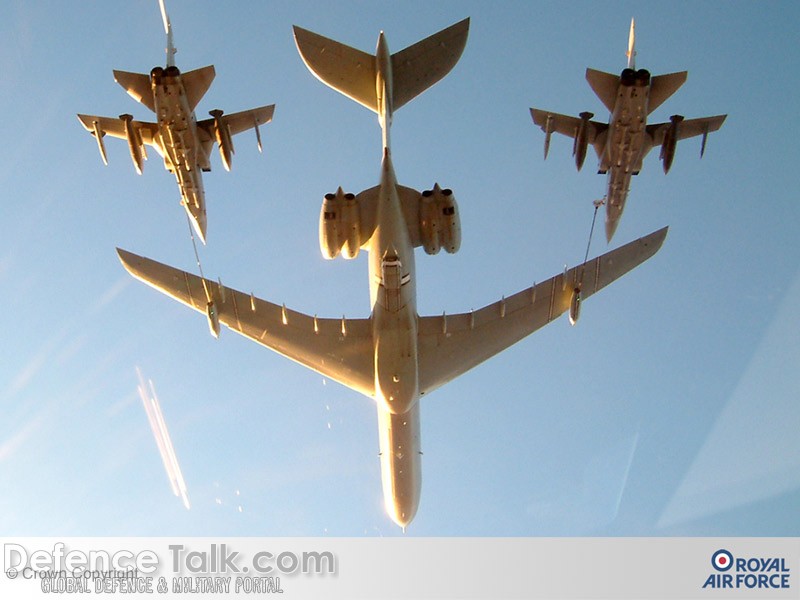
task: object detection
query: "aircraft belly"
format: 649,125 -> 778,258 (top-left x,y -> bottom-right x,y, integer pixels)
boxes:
609,92 -> 648,171
374,312 -> 419,415
377,402 -> 421,528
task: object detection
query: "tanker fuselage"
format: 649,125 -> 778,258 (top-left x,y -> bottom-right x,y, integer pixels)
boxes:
364,33 -> 423,528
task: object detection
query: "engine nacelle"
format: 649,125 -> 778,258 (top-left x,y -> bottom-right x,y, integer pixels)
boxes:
119,113 -> 144,175
419,184 -> 461,255
319,188 -> 361,260
209,109 -> 234,171
660,114 -> 683,174
635,68 -> 651,87
573,111 -> 593,171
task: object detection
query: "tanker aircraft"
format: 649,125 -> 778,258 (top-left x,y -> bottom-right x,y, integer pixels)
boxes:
78,0 -> 274,243
531,19 -> 725,241
118,19 -> 667,528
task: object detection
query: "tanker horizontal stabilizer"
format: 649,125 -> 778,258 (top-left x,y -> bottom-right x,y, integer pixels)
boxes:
293,18 -> 469,114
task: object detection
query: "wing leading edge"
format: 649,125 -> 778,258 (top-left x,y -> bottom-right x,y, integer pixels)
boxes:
118,227 -> 666,400
416,226 -> 668,394
117,249 -> 375,397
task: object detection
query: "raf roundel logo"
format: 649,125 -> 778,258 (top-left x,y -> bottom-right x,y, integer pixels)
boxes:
712,549 -> 734,572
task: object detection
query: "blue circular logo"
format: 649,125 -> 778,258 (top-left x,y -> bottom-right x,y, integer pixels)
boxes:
712,549 -> 733,571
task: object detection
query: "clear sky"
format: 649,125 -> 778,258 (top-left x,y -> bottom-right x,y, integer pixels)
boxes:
0,0 -> 798,537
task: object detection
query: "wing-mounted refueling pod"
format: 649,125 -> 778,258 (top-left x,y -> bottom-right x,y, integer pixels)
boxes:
120,113 -> 146,174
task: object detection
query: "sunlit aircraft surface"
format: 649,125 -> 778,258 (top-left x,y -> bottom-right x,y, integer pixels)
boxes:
531,19 -> 726,241
77,0 -> 274,243
118,19 -> 667,527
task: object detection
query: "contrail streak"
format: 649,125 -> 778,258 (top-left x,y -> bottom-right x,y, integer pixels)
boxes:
137,367 -> 190,509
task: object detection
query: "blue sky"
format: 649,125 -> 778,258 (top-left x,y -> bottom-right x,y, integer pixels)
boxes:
0,1 -> 798,536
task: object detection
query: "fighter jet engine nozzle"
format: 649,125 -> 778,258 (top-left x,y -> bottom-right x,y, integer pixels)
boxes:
419,184 -> 461,255
573,112 -> 594,171
569,287 -> 581,326
209,109 -> 234,171
635,68 -> 651,87
119,113 -> 145,175
164,65 -> 180,78
150,66 -> 164,80
660,114 -> 684,174
620,68 -> 636,86
320,188 -> 361,260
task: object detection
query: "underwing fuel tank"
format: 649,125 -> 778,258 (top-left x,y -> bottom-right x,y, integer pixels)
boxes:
209,109 -> 234,171
120,113 -> 145,175
573,112 -> 593,171
660,115 -> 683,174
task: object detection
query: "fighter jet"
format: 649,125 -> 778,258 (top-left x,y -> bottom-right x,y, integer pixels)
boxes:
531,19 -> 726,241
77,0 -> 274,243
117,19 -> 667,528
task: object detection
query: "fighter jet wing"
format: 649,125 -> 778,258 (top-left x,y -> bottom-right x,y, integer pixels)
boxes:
76,114 -> 160,149
196,104 -> 276,141
530,108 -> 608,159
530,108 -> 607,141
416,227 -> 667,395
117,249 -> 376,397
647,114 -> 727,146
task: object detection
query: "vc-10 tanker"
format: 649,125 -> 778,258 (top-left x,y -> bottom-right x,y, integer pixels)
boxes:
117,18 -> 667,528
77,0 -> 274,243
531,19 -> 726,241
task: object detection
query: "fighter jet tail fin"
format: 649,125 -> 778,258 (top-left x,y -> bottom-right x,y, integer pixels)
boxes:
182,65 -> 216,112
648,71 -> 687,114
585,68 -> 619,113
114,70 -> 156,112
